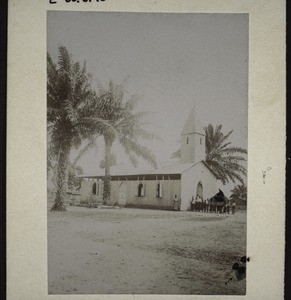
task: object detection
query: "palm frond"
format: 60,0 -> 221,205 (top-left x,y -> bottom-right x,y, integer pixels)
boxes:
119,136 -> 157,169
170,149 -> 181,159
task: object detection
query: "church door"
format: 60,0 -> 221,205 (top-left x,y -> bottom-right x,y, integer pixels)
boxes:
196,181 -> 203,199
119,182 -> 127,206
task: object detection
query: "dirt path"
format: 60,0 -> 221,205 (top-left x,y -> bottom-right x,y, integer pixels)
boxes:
48,207 -> 246,295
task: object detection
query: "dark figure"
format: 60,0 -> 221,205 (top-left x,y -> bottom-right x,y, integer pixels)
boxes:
173,194 -> 179,211
209,189 -> 227,214
217,203 -> 222,214
205,198 -> 210,213
191,196 -> 195,211
138,182 -> 144,197
232,258 -> 246,280
225,199 -> 230,214
232,200 -> 236,214
202,199 -> 206,212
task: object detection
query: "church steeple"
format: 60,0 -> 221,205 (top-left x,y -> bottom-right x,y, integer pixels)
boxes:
180,100 -> 206,164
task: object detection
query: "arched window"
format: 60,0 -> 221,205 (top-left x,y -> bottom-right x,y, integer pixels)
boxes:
92,182 -> 97,195
196,181 -> 203,199
137,182 -> 144,197
156,182 -> 163,198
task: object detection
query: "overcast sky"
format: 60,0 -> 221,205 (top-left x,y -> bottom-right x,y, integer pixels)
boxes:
47,11 -> 248,177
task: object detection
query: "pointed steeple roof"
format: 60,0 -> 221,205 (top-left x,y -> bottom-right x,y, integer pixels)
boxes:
181,100 -> 205,135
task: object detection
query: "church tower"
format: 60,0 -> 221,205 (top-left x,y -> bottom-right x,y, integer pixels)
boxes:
180,101 -> 206,164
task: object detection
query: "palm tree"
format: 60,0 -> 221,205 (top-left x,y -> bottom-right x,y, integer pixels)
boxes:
86,81 -> 157,204
67,164 -> 83,192
230,184 -> 247,205
170,124 -> 247,184
47,46 -> 96,211
204,124 -> 247,184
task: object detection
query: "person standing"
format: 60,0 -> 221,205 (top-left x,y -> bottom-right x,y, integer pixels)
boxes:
209,199 -> 213,213
191,196 -> 195,211
202,198 -> 206,212
173,194 -> 179,211
226,198 -> 230,214
232,200 -> 236,214
205,198 -> 209,213
197,196 -> 202,212
194,195 -> 199,211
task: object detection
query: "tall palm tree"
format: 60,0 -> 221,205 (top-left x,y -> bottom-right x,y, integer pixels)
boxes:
47,46 -> 96,211
204,124 -> 247,184
230,184 -> 247,205
86,81 -> 158,204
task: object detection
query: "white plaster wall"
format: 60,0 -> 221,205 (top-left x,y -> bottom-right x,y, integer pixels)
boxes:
80,179 -> 103,203
110,179 -> 181,209
180,162 -> 217,211
194,133 -> 206,163
180,133 -> 195,163
180,133 -> 205,164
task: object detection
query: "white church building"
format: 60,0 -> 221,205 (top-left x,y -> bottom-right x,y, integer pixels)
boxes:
79,105 -> 219,211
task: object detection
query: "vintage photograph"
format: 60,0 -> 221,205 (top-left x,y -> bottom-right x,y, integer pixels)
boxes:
47,11 -> 248,295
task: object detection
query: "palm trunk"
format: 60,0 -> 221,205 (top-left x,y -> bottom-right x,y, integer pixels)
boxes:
51,145 -> 70,211
103,137 -> 112,205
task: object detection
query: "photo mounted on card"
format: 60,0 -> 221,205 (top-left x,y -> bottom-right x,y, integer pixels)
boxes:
47,11 -> 248,295
7,1 -> 285,299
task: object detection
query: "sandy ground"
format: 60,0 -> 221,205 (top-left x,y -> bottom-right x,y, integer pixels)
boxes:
48,206 -> 246,295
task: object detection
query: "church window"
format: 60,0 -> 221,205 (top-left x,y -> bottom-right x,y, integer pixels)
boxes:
200,137 -> 202,145
137,182 -> 144,197
186,137 -> 189,144
156,182 -> 163,198
92,182 -> 97,195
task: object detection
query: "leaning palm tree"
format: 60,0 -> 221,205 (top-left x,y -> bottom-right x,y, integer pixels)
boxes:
47,46 -> 96,211
204,124 -> 247,184
86,81 -> 158,204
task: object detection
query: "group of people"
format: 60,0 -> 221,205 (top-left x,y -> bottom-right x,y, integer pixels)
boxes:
191,196 -> 236,214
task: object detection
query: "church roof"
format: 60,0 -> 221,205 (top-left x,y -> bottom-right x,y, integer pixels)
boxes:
79,160 -> 197,178
181,102 -> 205,135
79,160 -> 219,179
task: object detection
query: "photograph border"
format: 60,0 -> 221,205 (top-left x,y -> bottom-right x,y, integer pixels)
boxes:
7,0 -> 285,299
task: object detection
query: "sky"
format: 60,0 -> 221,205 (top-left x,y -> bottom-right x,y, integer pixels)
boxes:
47,11 -> 248,186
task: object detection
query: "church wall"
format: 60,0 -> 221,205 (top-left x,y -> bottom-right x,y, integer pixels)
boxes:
194,134 -> 206,163
110,179 -> 181,209
180,133 -> 205,164
80,179 -> 103,204
180,134 -> 195,163
180,162 -> 217,211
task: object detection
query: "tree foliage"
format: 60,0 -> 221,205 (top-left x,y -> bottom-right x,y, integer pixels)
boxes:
47,46 -> 96,211
99,153 -> 117,169
230,184 -> 247,204
68,164 -> 83,192
204,124 -> 247,184
87,81 -> 158,204
48,47 -> 158,208
170,149 -> 181,160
